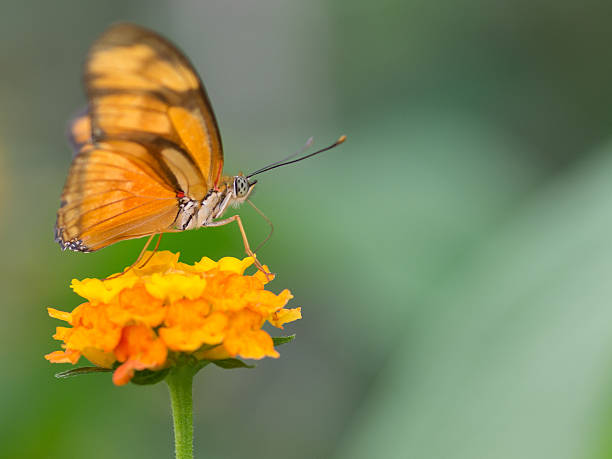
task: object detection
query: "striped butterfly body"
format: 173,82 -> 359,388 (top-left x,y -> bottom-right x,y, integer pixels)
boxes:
56,23 -> 345,270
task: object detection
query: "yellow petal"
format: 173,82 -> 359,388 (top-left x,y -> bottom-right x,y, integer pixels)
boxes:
224,329 -> 279,359
253,265 -> 275,284
217,257 -> 254,275
131,250 -> 180,275
160,311 -> 228,351
71,276 -> 137,303
81,347 -> 116,368
48,307 -> 72,324
193,257 -> 218,272
45,349 -> 81,364
52,326 -> 73,342
269,307 -> 302,329
196,344 -> 230,361
145,273 -> 207,302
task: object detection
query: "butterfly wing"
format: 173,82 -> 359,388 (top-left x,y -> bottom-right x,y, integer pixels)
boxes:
85,23 -> 224,197
67,112 -> 93,152
56,140 -> 180,251
56,24 -> 225,252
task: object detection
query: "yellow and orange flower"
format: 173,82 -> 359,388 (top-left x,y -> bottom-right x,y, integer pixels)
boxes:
45,251 -> 301,385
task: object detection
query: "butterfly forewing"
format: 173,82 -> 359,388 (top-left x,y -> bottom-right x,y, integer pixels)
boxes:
85,23 -> 224,195
57,23 -> 225,252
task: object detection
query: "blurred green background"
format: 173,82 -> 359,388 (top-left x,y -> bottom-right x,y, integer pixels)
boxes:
3,1 -> 612,458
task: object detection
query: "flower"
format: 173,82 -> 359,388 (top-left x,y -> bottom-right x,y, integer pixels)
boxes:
46,251 -> 301,385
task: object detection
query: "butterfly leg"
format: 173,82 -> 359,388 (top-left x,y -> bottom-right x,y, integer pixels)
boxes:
104,233 -> 159,280
246,199 -> 274,253
206,215 -> 274,280
138,233 -> 163,269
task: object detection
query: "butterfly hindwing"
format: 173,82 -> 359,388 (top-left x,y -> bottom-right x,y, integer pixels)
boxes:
68,113 -> 93,153
56,140 -> 179,251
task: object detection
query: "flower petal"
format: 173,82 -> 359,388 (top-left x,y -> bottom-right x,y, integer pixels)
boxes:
131,250 -> 180,276
253,266 -> 275,284
48,307 -> 72,324
224,329 -> 279,359
71,276 -> 137,303
114,325 -> 167,372
217,257 -> 254,275
107,284 -> 166,327
160,311 -> 228,351
222,310 -> 279,359
81,347 -> 116,368
269,307 -> 302,329
112,360 -> 137,386
193,257 -> 218,272
45,349 -> 81,364
145,273 -> 207,302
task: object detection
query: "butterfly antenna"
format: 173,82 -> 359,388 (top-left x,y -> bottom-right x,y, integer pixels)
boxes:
247,136 -> 313,177
247,199 -> 274,253
259,136 -> 314,173
247,135 -> 346,178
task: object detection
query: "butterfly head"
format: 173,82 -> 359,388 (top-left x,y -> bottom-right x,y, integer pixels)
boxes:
230,175 -> 257,206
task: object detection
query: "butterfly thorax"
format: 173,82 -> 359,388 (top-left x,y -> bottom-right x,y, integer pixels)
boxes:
176,176 -> 255,231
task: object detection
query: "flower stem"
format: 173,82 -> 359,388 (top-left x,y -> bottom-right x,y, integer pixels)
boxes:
166,364 -> 197,459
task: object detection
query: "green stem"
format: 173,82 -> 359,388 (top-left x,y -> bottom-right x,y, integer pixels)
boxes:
166,364 -> 197,459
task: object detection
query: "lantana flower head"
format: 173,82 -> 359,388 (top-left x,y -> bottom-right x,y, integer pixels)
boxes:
46,251 -> 301,385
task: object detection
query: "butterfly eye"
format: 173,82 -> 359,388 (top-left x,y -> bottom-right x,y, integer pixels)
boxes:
233,176 -> 250,197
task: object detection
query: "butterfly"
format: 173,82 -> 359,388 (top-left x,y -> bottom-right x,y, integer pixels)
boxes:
55,23 -> 345,273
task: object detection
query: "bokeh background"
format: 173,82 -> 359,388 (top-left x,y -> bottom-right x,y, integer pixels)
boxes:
3,1 -> 612,458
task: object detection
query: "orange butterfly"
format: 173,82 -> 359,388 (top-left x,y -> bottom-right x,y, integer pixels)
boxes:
55,23 -> 345,273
